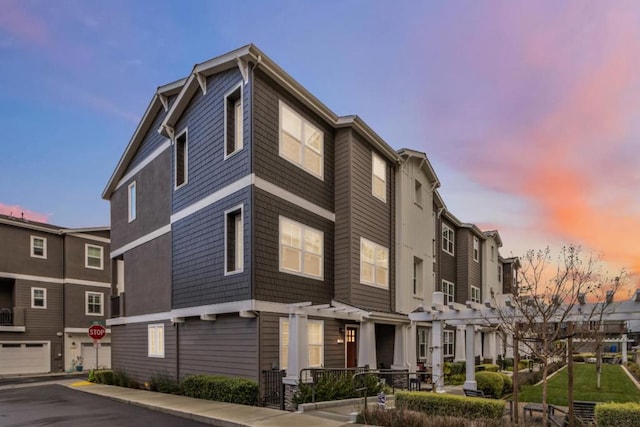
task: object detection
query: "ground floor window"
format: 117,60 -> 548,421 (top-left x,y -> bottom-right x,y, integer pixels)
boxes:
148,324 -> 164,358
443,329 -> 455,357
418,328 -> 429,360
280,318 -> 324,369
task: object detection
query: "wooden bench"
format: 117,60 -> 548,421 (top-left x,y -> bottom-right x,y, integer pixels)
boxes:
549,401 -> 597,426
463,388 -> 486,398
523,402 -> 544,420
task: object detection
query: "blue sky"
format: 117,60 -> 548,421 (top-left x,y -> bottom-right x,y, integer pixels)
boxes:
1,1 -> 639,284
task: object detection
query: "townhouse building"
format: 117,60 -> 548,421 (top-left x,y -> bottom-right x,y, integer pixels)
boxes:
0,214 -> 111,374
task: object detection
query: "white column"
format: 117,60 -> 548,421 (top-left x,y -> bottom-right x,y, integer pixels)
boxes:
392,324 -> 406,369
622,334 -> 628,363
491,331 -> 498,364
464,323 -> 477,390
431,292 -> 444,392
285,313 -> 308,383
407,323 -> 417,370
358,320 -> 377,369
474,328 -> 482,358
455,325 -> 465,362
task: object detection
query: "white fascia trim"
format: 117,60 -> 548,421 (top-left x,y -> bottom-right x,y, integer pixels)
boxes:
64,278 -> 112,288
0,326 -> 26,332
0,272 -> 63,284
110,224 -> 171,258
115,140 -> 171,191
64,327 -> 111,334
0,218 -> 61,235
171,175 -> 254,224
66,233 -> 110,244
255,176 -> 335,222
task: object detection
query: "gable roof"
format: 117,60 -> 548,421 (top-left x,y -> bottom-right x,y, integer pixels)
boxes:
397,148 -> 440,187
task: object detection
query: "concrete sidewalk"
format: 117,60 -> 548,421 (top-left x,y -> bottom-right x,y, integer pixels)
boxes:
66,380 -> 353,427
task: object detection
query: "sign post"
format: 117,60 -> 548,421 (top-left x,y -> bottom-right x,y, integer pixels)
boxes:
88,324 -> 106,370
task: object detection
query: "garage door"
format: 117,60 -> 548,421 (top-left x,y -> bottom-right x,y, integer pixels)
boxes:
0,342 -> 50,375
81,342 -> 111,370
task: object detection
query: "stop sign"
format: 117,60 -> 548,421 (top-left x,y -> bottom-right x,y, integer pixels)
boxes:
88,324 -> 106,340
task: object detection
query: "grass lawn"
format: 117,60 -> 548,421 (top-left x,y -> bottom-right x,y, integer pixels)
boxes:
518,363 -> 640,405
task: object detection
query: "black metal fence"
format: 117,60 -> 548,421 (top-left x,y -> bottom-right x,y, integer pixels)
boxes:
0,308 -> 13,326
262,369 -> 285,410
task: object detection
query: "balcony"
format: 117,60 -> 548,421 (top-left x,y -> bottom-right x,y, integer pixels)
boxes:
0,307 -> 25,332
110,293 -> 125,318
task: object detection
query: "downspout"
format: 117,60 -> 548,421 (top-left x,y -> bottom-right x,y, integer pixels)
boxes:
61,232 -> 66,372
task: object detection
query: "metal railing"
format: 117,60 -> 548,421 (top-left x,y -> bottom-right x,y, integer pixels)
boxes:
299,368 -> 369,403
262,369 -> 286,409
0,308 -> 13,326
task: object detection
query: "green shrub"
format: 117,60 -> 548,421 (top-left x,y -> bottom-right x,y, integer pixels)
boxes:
181,375 -> 258,406
503,358 -> 514,368
395,391 -> 505,420
88,369 -> 96,383
475,372 -> 504,398
476,364 -> 499,373
92,369 -> 114,385
449,362 -> 465,375
149,371 -> 182,395
499,373 -> 512,395
357,407 -> 503,427
595,402 -> 640,427
112,370 -> 137,388
625,362 -> 640,382
292,371 -> 381,406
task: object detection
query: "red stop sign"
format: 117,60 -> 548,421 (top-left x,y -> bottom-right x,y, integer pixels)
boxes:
88,324 -> 106,340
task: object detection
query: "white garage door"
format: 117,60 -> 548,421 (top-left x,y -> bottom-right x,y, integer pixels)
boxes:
81,342 -> 111,370
0,342 -> 50,375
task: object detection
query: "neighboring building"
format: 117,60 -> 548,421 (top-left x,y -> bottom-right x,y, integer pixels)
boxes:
0,214 -> 111,375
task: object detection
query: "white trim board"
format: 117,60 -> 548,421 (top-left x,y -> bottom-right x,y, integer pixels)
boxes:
66,233 -> 111,244
255,177 -> 334,222
0,272 -> 63,284
115,140 -> 171,191
110,224 -> 171,258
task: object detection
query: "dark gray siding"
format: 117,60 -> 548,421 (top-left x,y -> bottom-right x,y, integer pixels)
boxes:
63,284 -> 110,328
172,68 -> 250,212
334,129 -> 352,303
64,235 -> 110,284
252,69 -> 334,212
0,224 -> 63,279
111,149 -> 171,251
0,279 -> 64,372
172,187 -> 251,308
111,321 -> 176,384
438,218 -> 456,289
124,233 -> 172,316
178,315 -> 258,381
253,188 -> 333,305
129,106 -> 170,169
456,230 -> 470,303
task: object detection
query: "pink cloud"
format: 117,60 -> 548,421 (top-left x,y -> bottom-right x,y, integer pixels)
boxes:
0,2 -> 49,47
0,203 -> 49,224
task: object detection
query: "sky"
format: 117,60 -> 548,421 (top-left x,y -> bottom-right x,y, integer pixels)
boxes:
0,1 -> 638,290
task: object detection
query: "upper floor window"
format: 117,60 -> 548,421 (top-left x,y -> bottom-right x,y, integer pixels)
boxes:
442,279 -> 455,304
279,217 -> 323,279
414,179 -> 423,207
443,330 -> 455,357
498,265 -> 503,283
471,286 -> 481,303
280,318 -> 324,370
442,223 -> 454,255
360,237 -> 389,289
175,130 -> 188,189
148,324 -> 165,358
279,101 -> 323,179
128,181 -> 136,222
225,206 -> 244,275
30,236 -> 47,259
86,291 -> 103,316
85,244 -> 104,270
31,287 -> 47,309
372,152 -> 386,202
225,85 -> 243,158
413,257 -> 423,296
473,237 -> 479,262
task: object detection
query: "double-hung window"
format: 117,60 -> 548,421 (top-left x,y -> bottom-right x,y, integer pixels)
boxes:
148,324 -> 164,358
30,236 -> 47,259
414,179 -> 423,207
86,291 -> 103,315
413,257 -> 423,296
442,223 -> 454,255
128,181 -> 136,222
372,152 -> 386,202
418,329 -> 429,360
85,244 -> 104,270
279,101 -> 323,179
473,237 -> 479,262
279,318 -> 324,369
279,217 -> 323,279
31,287 -> 46,309
471,286 -> 481,303
442,279 -> 455,304
360,238 -> 389,289
225,206 -> 243,274
443,330 -> 455,357
225,85 -> 243,157
175,130 -> 188,189
498,265 -> 503,283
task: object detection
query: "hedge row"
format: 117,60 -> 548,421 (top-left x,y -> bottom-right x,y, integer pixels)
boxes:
395,391 -> 505,420
595,402 -> 640,427
475,371 -> 512,398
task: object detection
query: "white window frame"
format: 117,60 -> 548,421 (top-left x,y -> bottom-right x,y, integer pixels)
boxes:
31,287 -> 47,309
442,279 -> 455,304
473,237 -> 479,262
174,128 -> 188,190
418,328 -> 429,360
443,330 -> 455,357
279,216 -> 324,280
224,83 -> 244,159
279,318 -> 324,370
442,223 -> 454,255
414,179 -> 423,208
278,100 -> 324,180
371,152 -> 387,202
148,324 -> 165,358
30,235 -> 47,259
360,237 -> 389,289
128,181 -> 136,223
413,257 -> 423,296
85,244 -> 104,270
85,291 -> 104,316
224,204 -> 244,275
471,286 -> 481,303
498,265 -> 503,283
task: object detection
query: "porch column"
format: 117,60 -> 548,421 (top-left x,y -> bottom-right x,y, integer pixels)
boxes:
431,292 -> 444,392
407,323 -> 417,370
475,328 -> 482,359
284,312 -> 308,383
489,331 -> 497,364
392,324 -> 406,369
455,325 -> 465,362
358,320 -> 377,369
622,334 -> 628,363
464,323 -> 477,390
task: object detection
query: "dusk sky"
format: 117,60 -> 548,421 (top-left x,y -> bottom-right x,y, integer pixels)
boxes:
1,1 -> 638,288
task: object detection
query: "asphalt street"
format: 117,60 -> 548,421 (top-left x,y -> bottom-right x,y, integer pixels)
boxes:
0,383 -> 208,427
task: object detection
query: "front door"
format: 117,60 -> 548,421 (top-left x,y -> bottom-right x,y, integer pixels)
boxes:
346,327 -> 358,368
